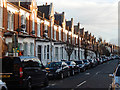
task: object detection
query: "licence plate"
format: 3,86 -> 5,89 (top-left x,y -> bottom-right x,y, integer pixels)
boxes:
0,75 -> 10,78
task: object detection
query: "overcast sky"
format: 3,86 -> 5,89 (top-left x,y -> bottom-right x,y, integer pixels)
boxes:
37,0 -> 118,45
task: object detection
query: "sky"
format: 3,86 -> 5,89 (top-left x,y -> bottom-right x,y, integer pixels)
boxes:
37,0 -> 118,45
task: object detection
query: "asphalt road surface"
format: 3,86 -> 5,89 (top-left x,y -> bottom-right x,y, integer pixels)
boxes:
34,59 -> 119,90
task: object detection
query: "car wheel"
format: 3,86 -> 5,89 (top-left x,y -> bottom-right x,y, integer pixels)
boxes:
1,87 -> 6,90
72,70 -> 75,76
44,77 -> 49,86
67,71 -> 70,77
27,81 -> 32,90
60,73 -> 64,79
78,69 -> 80,73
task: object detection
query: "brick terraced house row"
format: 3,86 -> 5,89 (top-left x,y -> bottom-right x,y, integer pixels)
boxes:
1,0 -> 117,65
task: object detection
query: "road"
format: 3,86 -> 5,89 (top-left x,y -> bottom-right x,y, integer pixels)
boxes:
35,59 -> 119,90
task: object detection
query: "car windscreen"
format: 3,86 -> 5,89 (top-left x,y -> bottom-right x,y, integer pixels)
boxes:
83,60 -> 87,63
2,57 -> 21,73
88,60 -> 92,62
116,67 -> 120,76
46,62 -> 61,68
65,62 -> 70,65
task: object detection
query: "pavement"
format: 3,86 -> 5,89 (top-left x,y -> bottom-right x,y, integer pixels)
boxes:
34,59 -> 119,90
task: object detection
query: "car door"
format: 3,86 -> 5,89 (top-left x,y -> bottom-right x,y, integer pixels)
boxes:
72,61 -> 78,72
63,62 -> 69,77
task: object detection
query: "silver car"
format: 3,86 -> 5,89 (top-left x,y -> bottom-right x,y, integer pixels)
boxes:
0,80 -> 7,90
109,64 -> 120,90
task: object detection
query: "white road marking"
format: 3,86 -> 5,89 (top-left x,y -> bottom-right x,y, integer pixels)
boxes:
49,83 -> 56,86
96,71 -> 100,75
76,81 -> 86,88
85,73 -> 90,75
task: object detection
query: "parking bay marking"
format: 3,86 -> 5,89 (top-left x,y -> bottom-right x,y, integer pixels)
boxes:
76,81 -> 86,88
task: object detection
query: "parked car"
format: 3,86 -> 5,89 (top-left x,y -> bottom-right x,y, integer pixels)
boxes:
65,61 -> 80,75
88,59 -> 95,68
96,58 -> 101,64
2,56 -> 48,89
0,80 -> 7,90
109,64 -> 120,90
74,60 -> 85,72
99,57 -> 103,64
45,61 -> 70,79
83,60 -> 91,69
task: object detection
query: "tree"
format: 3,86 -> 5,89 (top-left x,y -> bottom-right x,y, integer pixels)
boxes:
99,44 -> 110,56
64,43 -> 74,61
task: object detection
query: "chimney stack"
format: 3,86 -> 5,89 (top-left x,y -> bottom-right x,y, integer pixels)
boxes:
46,2 -> 47,6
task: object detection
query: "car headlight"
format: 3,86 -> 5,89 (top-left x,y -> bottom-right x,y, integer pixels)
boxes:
115,83 -> 120,88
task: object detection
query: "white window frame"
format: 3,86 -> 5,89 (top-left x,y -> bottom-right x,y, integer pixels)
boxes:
7,12 -> 10,30
30,43 -> 34,56
66,32 -> 67,42
55,47 -> 58,60
59,27 -> 61,41
21,15 -> 27,33
11,13 -> 14,31
54,26 -> 57,40
76,37 -> 78,44
37,23 -> 40,37
44,46 -> 46,59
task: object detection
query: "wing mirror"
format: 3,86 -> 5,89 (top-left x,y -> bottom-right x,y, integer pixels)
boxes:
109,74 -> 114,78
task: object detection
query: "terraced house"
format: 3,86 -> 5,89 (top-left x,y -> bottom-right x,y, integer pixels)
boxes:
1,0 -> 99,65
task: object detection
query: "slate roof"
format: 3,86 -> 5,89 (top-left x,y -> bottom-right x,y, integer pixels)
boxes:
74,26 -> 79,34
8,1 -> 31,10
20,2 -> 31,10
66,21 -> 72,31
37,5 -> 50,19
54,14 -> 63,26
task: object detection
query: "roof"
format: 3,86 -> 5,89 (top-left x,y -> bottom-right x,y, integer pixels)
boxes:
54,13 -> 63,26
37,5 -> 50,19
66,21 -> 72,28
74,26 -> 79,34
66,21 -> 72,31
8,2 -> 31,10
20,2 -> 31,10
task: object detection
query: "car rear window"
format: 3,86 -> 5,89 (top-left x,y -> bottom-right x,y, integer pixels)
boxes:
83,60 -> 87,63
22,60 -> 42,68
2,57 -> 21,73
46,62 -> 61,68
65,62 -> 70,65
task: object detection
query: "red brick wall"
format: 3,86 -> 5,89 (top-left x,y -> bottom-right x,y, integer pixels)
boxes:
41,22 -> 44,39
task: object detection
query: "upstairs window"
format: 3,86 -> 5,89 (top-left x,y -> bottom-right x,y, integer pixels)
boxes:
7,12 -> 10,30
7,12 -> 14,31
37,23 -> 40,37
59,27 -> 61,41
21,15 -> 27,32
11,13 -> 14,31
32,15 -> 35,34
